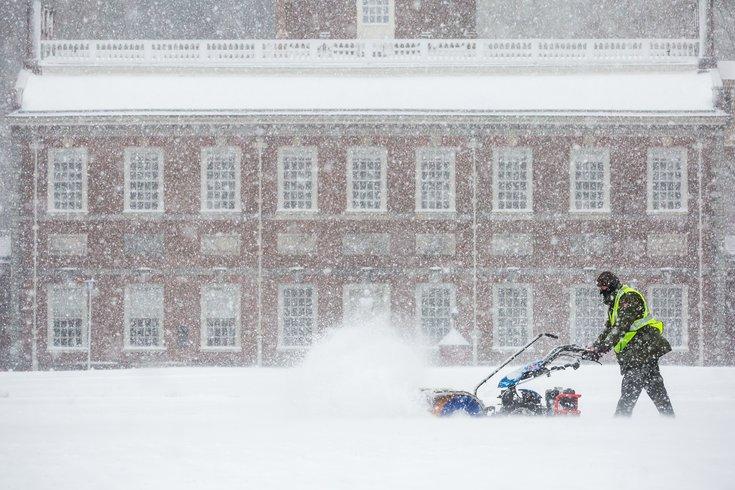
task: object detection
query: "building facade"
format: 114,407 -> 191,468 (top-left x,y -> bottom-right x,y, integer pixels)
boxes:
3,0 -> 735,369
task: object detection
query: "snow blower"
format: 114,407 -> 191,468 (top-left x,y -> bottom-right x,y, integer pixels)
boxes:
423,333 -> 596,417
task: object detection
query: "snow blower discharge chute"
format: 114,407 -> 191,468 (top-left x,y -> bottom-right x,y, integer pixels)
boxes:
423,333 -> 595,417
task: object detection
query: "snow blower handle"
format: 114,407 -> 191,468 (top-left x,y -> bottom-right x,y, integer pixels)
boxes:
473,332 -> 557,397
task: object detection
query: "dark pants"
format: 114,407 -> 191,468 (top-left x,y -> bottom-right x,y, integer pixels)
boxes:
615,360 -> 675,417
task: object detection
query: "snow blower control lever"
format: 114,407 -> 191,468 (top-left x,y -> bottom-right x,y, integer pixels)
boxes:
473,332 -> 558,397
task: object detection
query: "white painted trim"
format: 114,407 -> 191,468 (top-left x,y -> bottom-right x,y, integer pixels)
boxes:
414,147 -> 456,213
649,283 -> 689,352
414,282 -> 456,346
342,282 -> 391,326
123,147 -> 165,213
47,147 -> 88,213
277,283 -> 317,350
492,147 -> 533,213
346,146 -> 388,213
200,146 -> 242,213
200,283 -> 241,351
492,283 -> 534,350
46,283 -> 88,352
277,146 -> 319,213
569,147 -> 611,213
647,147 -> 689,213
123,283 -> 166,351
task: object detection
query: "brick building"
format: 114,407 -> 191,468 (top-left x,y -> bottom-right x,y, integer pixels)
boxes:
3,0 -> 735,369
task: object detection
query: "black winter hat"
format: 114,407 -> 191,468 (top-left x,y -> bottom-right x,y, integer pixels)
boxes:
596,271 -> 621,292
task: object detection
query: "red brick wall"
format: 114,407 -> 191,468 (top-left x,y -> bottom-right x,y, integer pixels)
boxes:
395,0 -> 476,38
11,129 -> 721,369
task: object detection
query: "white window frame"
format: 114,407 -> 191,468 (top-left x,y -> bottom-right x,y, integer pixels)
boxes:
124,284 -> 165,350
569,147 -> 611,213
278,284 -> 317,350
492,147 -> 533,213
649,284 -> 688,351
277,147 -> 319,213
569,285 -> 607,347
200,284 -> 241,351
492,284 -> 534,350
647,147 -> 688,213
343,283 -> 391,326
200,146 -> 242,213
359,0 -> 392,25
415,147 -> 456,213
346,146 -> 388,212
47,284 -> 87,352
124,147 -> 164,213
47,147 -> 88,213
415,283 -> 456,347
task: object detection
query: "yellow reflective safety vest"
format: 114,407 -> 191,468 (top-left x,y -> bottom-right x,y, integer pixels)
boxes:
609,285 -> 664,354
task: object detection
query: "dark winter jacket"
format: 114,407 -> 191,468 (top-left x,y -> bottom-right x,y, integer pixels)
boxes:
592,290 -> 672,373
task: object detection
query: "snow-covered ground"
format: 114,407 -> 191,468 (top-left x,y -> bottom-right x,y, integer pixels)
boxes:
1,327 -> 733,490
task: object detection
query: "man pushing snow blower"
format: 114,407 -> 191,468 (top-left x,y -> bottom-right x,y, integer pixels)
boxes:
585,271 -> 675,417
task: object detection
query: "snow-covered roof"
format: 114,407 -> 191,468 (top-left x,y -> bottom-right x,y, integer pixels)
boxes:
13,69 -> 720,117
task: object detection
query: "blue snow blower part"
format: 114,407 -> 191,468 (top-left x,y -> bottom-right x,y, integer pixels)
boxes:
498,361 -> 544,388
438,393 -> 485,417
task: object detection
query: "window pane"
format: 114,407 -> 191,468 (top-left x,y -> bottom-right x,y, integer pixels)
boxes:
281,286 -> 315,347
51,149 -> 85,211
419,285 -> 452,345
571,287 -> 606,346
418,149 -> 453,211
202,286 -> 239,347
127,285 -> 163,347
362,0 -> 390,24
650,286 -> 686,349
204,148 -> 239,211
128,148 -> 162,211
495,148 -> 531,211
495,286 -> 530,347
349,148 -> 384,211
572,149 -> 608,211
650,148 -> 685,211
281,150 -> 315,210
50,287 -> 86,348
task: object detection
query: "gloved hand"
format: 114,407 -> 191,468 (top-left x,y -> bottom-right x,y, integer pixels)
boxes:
582,347 -> 602,362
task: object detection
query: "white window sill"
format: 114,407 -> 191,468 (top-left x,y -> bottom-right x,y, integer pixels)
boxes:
48,347 -> 87,353
646,209 -> 689,216
415,210 -> 457,219
569,209 -> 611,216
123,346 -> 167,352
200,346 -> 241,353
123,209 -> 165,215
276,344 -> 311,351
47,210 -> 88,215
274,210 -> 319,219
200,209 -> 242,215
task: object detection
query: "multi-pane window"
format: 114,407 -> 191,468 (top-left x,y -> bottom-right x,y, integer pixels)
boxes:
494,285 -> 532,348
201,147 -> 240,211
201,285 -> 240,349
125,148 -> 164,211
361,0 -> 390,24
125,284 -> 164,349
648,148 -> 687,212
650,285 -> 687,350
279,285 -> 316,348
570,148 -> 610,212
570,286 -> 607,346
347,147 -> 387,212
278,147 -> 317,211
48,286 -> 86,349
416,148 -> 455,211
344,283 -> 391,326
48,148 -> 87,212
417,284 -> 454,345
493,147 -> 533,212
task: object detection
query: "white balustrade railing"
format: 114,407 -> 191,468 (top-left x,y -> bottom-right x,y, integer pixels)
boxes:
38,38 -> 700,67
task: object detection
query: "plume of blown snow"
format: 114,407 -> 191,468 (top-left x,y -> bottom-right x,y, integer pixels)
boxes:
294,320 -> 428,417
